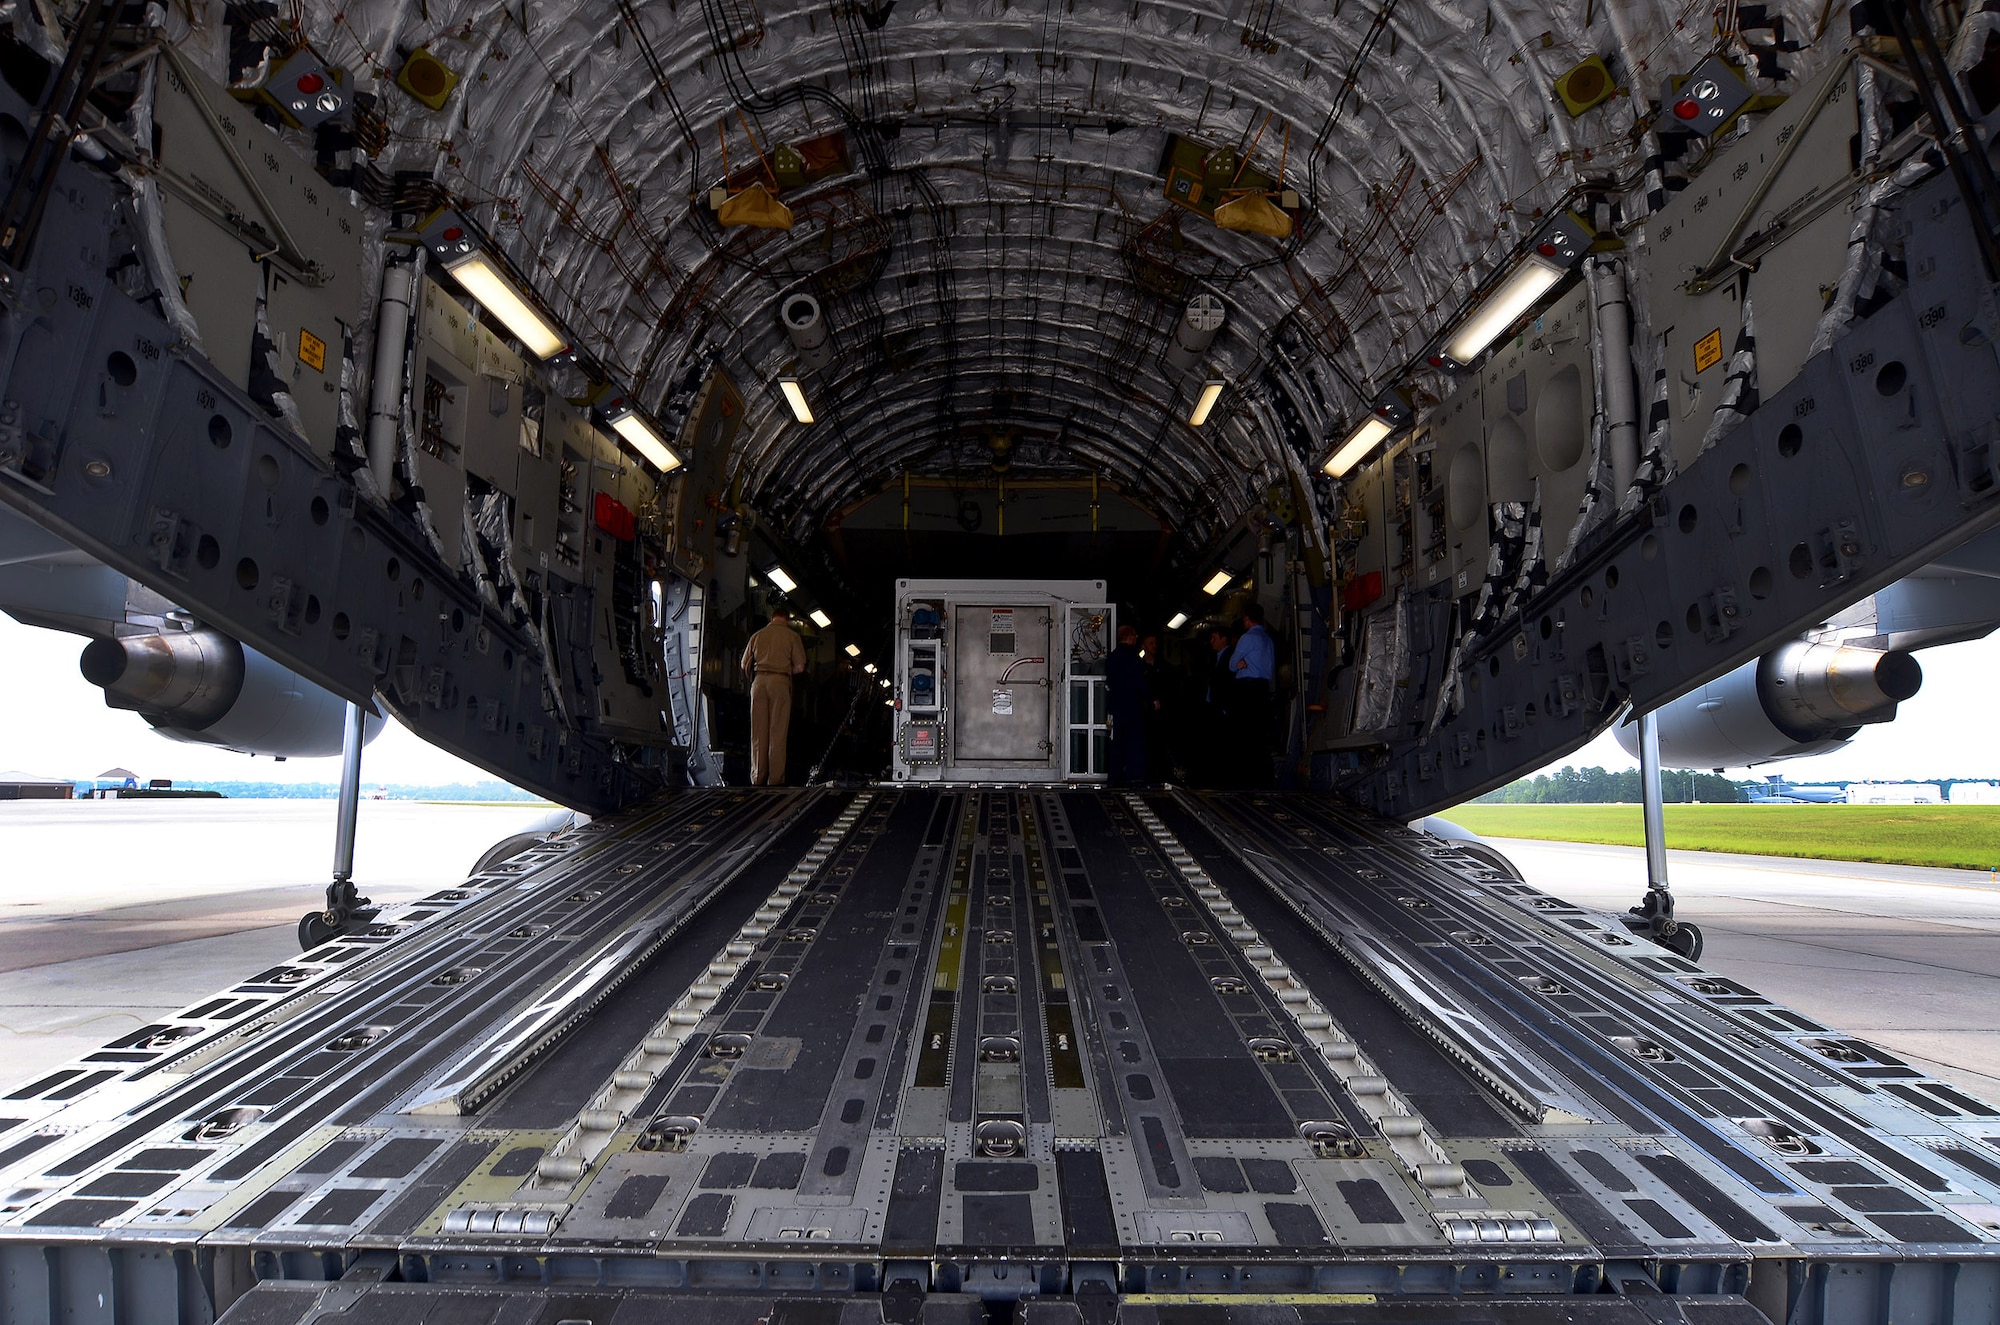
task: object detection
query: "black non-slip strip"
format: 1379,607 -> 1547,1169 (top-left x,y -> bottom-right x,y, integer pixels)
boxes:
1633,1152 -> 1775,1242
676,1191 -> 732,1237
224,1190 -> 303,1229
883,1148 -> 945,1251
1194,1156 -> 1246,1193
351,1137 -> 442,1179
956,1161 -> 1038,1191
1508,1147 -> 1649,1255
295,1187 -> 380,1226
1934,1145 -> 2000,1187
1625,1198 -> 1694,1240
961,1193 -> 1035,1245
25,1198 -> 134,1228
1055,1148 -> 1119,1253
76,1170 -> 175,1198
209,1118 -> 326,1183
365,1139 -> 496,1237
118,1146 -> 211,1172
604,1173 -> 671,1220
1264,1200 -> 1330,1246
1869,1213 -> 1983,1244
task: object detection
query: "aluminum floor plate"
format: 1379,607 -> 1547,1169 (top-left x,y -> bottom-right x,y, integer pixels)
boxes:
0,788 -> 1996,1316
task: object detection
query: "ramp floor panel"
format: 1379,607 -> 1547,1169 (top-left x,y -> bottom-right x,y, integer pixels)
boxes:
0,788 -> 1996,1313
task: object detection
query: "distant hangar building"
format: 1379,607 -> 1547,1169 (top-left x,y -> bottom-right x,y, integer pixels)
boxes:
1845,783 -> 1946,805
0,771 -> 75,801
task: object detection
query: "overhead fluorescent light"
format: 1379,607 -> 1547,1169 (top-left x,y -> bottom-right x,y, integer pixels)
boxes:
778,377 -> 815,424
1166,612 -> 1189,630
1202,570 -> 1234,596
765,566 -> 798,594
420,212 -> 570,360
863,662 -> 878,674
1442,253 -> 1566,364
603,403 -> 683,473
441,250 -> 568,359
808,609 -> 832,629
1188,379 -> 1225,427
1323,414 -> 1394,478
844,643 -> 862,658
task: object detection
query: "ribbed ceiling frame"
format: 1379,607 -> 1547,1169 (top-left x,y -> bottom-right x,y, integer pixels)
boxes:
280,0 -> 1829,552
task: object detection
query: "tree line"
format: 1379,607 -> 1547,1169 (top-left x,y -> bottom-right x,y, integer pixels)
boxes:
1473,765 -> 1743,804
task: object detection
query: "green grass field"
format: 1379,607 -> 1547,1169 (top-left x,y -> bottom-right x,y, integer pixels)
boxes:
1445,803 -> 2000,872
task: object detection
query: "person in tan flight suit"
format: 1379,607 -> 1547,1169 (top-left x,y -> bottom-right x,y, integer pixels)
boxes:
740,607 -> 808,785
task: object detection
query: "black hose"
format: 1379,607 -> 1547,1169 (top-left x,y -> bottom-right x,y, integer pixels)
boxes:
807,642 -> 893,784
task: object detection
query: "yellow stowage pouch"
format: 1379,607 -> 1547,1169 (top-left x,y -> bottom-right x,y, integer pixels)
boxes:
1213,191 -> 1292,239
717,184 -> 795,230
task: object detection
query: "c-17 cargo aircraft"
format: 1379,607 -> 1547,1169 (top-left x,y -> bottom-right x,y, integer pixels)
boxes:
0,0 -> 1998,1319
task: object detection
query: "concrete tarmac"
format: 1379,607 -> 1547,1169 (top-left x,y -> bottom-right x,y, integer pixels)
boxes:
1489,837 -> 2000,1102
0,799 -> 563,1086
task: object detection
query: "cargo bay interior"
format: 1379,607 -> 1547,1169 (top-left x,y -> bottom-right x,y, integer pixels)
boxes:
3,0 -> 2000,1320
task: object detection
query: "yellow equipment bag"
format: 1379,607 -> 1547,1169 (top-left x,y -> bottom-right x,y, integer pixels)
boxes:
717,184 -> 795,230
1213,191 -> 1292,239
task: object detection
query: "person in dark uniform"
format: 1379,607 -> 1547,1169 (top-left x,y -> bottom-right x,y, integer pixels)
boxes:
1230,602 -> 1277,788
1203,623 -> 1237,785
1105,623 -> 1153,787
1139,633 -> 1174,784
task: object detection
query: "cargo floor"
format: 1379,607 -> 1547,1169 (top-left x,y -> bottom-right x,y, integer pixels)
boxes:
1,787 -> 1996,1323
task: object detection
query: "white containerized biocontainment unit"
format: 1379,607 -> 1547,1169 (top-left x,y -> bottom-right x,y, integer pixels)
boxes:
890,579 -> 1114,783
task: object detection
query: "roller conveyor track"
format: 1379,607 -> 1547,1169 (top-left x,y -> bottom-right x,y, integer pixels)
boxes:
0,787 -> 1996,1325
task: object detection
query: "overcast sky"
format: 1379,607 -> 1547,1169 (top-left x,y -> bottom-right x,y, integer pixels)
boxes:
2,614 -> 1997,789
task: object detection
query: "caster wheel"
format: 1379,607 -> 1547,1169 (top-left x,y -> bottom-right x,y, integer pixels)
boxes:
298,910 -> 345,951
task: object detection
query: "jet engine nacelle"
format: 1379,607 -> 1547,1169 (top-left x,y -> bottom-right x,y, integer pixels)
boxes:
80,629 -> 384,758
1616,638 -> 1922,770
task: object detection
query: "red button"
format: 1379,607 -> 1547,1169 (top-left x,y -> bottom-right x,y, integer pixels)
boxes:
1673,98 -> 1701,120
442,226 -> 463,242
1536,241 -> 1558,258
295,71 -> 326,94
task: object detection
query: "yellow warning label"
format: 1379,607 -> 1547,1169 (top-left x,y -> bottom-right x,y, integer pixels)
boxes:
298,327 -> 327,373
1693,327 -> 1724,374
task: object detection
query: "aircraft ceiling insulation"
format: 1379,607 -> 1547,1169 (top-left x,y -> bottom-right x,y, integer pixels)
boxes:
220,0 -> 1821,549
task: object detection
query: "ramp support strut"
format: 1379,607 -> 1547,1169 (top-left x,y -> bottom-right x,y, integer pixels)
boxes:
300,701 -> 377,949
1628,709 -> 1702,959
